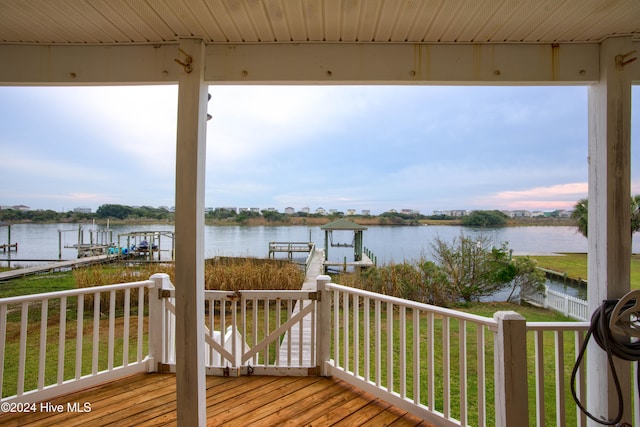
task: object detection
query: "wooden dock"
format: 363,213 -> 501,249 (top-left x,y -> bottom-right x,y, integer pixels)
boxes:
268,241 -> 314,259
0,254 -> 119,281
323,253 -> 375,272
0,243 -> 17,252
278,248 -> 324,365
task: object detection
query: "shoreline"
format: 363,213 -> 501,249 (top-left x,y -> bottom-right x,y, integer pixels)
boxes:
5,216 -> 576,227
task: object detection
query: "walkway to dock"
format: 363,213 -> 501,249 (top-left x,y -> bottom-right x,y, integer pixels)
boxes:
278,248 -> 324,365
0,254 -> 118,281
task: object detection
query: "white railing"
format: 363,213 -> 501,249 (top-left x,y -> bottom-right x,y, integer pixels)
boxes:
319,279 -> 511,427
526,322 -> 589,427
524,286 -> 589,321
0,273 -> 171,403
159,287 -> 319,376
4,272 -> 636,426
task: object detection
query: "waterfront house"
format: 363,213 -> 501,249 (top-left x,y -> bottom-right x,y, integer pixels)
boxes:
0,1 -> 638,426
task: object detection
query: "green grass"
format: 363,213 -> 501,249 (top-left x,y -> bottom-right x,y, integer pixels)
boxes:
529,253 -> 640,289
335,300 -> 580,427
0,271 -> 76,298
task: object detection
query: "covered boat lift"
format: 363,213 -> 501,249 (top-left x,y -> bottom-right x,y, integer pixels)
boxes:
0,1 -> 639,425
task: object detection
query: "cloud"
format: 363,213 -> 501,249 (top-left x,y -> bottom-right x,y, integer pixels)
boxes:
474,182 -> 588,210
0,85 -> 636,213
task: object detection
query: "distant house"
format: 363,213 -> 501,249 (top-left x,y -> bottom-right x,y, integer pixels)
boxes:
346,209 -> 356,216
361,210 -> 371,216
300,206 -> 310,214
315,207 -> 327,215
74,207 -> 92,214
400,209 -> 420,216
216,207 -> 238,214
512,210 -> 532,218
3,205 -> 31,211
284,207 -> 295,215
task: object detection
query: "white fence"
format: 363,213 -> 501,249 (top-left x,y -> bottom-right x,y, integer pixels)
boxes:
524,286 -> 589,321
0,275 -> 163,403
3,273 -> 638,427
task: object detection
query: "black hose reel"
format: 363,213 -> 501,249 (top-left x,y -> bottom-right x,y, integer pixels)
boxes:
571,291 -> 640,426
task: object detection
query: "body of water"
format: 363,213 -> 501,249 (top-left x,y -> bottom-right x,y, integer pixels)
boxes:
1,223 -> 639,267
3,222 -> 628,301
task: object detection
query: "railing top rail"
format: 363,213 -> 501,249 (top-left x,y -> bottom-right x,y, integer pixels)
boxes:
200,289 -> 317,300
269,241 -> 314,246
526,321 -> 590,331
0,280 -> 155,305
326,282 -> 498,327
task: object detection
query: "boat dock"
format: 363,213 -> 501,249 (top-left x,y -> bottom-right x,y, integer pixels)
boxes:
0,243 -> 17,252
0,254 -> 120,281
268,241 -> 315,260
278,247 -> 324,365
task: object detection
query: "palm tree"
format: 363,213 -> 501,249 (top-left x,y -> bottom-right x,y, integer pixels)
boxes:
571,195 -> 640,238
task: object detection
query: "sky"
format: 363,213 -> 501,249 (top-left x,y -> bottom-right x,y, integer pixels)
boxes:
0,85 -> 638,215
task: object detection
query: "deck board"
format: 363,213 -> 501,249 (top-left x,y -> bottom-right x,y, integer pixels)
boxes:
0,373 -> 431,426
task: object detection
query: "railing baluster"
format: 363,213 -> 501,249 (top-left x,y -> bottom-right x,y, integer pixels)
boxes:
459,319 -> 467,426
275,299 -> 281,366
575,331 -> 586,427
427,311 -> 434,410
344,290 -> 349,373
17,302 -> 28,395
399,305 -> 406,398
353,294 -> 359,377
413,308 -> 420,405
57,297 -> 67,385
374,298 -> 381,387
297,299 -> 303,366
123,289 -> 130,367
286,298 -> 292,366
535,330 -> 545,427
231,299 -> 237,366
264,298 -> 269,366
208,298 -> 214,365
310,299 -> 316,366
364,296 -> 370,382
555,330 -> 566,426
38,299 -> 48,390
92,292 -> 100,375
137,287 -> 144,363
76,294 -> 84,380
0,304 -> 6,396
252,298 -> 258,365
443,316 -> 450,418
108,290 -> 116,371
477,324 -> 486,427
386,301 -> 393,393
334,290 -> 340,368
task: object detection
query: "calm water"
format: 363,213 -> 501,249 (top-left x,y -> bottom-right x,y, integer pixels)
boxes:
2,223 -> 639,267
4,222 -> 635,300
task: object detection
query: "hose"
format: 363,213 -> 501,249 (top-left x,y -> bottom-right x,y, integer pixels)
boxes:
571,297 -> 640,426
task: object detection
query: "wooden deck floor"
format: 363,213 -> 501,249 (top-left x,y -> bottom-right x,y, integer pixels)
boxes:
0,373 -> 432,426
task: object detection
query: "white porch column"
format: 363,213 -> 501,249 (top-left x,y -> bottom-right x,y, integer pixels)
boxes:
174,38 -> 208,426
587,36 -> 634,425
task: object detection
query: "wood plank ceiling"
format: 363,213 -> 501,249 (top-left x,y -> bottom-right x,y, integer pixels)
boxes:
0,0 -> 638,46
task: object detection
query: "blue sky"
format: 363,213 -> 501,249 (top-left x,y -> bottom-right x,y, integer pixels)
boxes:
1,85 -> 638,215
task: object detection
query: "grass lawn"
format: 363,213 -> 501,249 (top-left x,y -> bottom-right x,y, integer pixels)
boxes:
0,271 -> 76,298
528,253 -> 640,289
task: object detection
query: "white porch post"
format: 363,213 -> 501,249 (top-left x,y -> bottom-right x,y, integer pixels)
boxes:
174,38 -> 208,426
493,311 -> 528,427
587,35 -> 633,425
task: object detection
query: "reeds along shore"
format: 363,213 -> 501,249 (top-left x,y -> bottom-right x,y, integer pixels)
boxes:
73,257 -> 305,292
